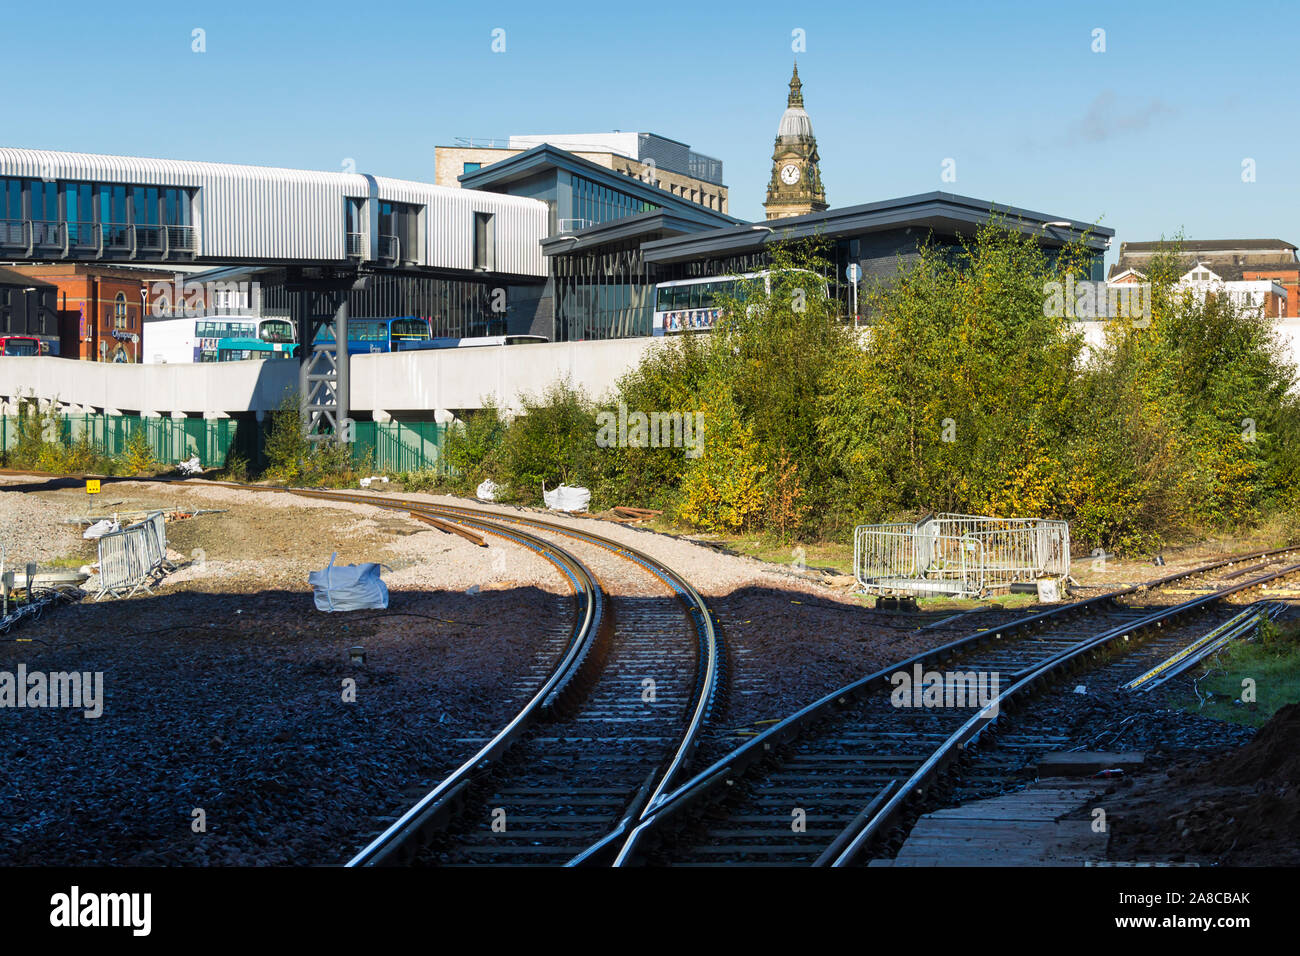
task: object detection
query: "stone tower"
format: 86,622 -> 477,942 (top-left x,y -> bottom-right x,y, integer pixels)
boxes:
763,63 -> 828,220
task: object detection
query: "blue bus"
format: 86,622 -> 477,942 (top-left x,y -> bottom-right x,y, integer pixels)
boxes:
313,316 -> 431,354
396,334 -> 549,351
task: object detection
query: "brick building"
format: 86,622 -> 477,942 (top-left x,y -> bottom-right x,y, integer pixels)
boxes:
4,264 -> 175,362
1109,239 -> 1299,317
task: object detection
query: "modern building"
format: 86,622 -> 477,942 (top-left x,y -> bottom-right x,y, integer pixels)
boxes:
4,263 -> 175,362
1109,239 -> 1299,317
0,148 -> 548,274
0,266 -> 58,351
436,133 -> 728,214
460,144 -> 742,340
764,64 -> 828,220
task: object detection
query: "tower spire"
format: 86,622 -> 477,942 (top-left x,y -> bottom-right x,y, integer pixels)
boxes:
788,61 -> 804,108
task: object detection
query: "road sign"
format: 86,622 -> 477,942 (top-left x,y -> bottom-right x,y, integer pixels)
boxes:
86,479 -> 101,495
846,263 -> 862,282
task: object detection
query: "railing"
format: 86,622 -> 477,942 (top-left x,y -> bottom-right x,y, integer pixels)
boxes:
0,220 -> 196,258
0,218 -> 26,247
346,232 -> 366,257
30,220 -> 66,251
557,218 -> 592,234
166,225 -> 197,252
854,512 -> 1070,598
94,510 -> 169,600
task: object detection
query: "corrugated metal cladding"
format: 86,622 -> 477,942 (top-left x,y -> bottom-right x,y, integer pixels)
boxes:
0,148 -> 547,274
373,177 -> 546,276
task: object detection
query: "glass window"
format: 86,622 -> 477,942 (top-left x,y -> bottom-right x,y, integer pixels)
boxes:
390,318 -> 429,340
258,319 -> 293,343
463,162 -> 482,175
0,178 -> 20,219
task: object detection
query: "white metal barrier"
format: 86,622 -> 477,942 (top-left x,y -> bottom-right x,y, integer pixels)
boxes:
854,513 -> 1070,598
94,511 -> 170,600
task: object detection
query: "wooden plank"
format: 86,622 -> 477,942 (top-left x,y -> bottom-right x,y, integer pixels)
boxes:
408,511 -> 487,547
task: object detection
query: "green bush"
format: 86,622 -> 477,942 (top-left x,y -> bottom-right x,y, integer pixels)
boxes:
499,381 -> 600,505
120,426 -> 155,475
442,399 -> 506,490
262,391 -> 364,487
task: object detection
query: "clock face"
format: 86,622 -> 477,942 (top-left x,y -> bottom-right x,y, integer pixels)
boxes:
780,163 -> 801,185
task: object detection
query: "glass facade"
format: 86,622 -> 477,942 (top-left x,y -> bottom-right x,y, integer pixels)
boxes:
552,239 -> 662,341
377,200 -> 419,261
571,175 -> 658,227
263,273 -> 522,340
0,176 -> 192,253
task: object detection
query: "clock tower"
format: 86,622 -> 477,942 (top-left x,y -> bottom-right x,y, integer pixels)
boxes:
764,63 -> 828,220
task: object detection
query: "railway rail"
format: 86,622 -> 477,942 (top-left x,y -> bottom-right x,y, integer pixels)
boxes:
0,469 -> 724,865
607,545 -> 1300,867
283,491 -> 725,867
0,468 -> 1292,867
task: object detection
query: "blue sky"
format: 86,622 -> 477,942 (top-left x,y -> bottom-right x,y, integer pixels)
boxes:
4,0 -> 1296,261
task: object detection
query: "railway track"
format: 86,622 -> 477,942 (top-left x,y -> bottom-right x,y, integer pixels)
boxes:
280,493 -> 726,867
2,469 -> 1293,867
609,547 -> 1300,867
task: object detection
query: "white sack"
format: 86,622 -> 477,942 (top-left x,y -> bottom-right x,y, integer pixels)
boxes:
542,483 -> 591,513
308,551 -> 389,612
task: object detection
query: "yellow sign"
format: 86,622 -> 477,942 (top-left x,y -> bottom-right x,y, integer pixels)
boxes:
86,479 -> 101,495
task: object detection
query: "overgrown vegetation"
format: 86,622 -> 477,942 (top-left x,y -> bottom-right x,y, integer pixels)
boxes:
428,228 -> 1298,554
8,225 -> 1297,555
1185,620 -> 1300,728
3,397 -> 119,475
262,391 -> 368,487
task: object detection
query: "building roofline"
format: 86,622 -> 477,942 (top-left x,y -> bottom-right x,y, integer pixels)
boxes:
540,207 -> 732,255
459,143 -> 741,226
1118,238 -> 1297,253
640,191 -> 1112,263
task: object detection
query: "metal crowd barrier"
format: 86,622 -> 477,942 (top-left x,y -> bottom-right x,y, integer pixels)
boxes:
94,511 -> 170,600
854,512 -> 1070,598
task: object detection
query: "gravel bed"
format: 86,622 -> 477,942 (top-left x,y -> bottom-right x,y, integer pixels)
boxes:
2,478 -> 1265,866
0,480 -> 573,865
0,477 -> 86,566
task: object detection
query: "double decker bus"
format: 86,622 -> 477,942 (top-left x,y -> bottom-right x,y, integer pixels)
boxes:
214,337 -> 300,362
150,315 -> 296,363
0,335 -> 41,356
651,270 -> 829,336
313,316 -> 432,354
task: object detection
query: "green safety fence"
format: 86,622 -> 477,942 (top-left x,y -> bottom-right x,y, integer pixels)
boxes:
352,420 -> 450,474
0,414 -> 448,474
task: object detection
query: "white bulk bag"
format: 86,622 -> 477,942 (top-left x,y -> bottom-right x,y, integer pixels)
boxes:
308,552 -> 389,612
83,518 -> 120,540
542,483 -> 591,513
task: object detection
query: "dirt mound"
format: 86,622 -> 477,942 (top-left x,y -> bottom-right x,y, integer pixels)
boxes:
1105,705 -> 1300,865
1206,703 -> 1300,786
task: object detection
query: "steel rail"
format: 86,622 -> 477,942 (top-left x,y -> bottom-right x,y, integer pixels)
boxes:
825,559 -> 1300,866
340,503 -> 604,866
279,490 -> 722,866
332,497 -> 725,865
609,544 -> 1300,866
